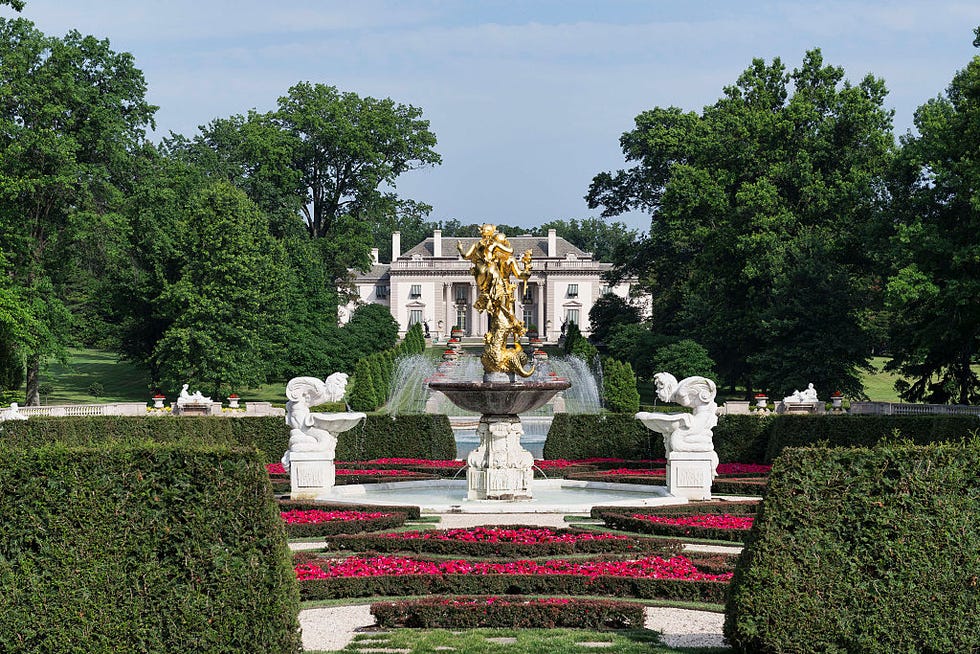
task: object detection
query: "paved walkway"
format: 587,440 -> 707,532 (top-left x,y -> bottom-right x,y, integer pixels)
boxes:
295,511 -> 732,651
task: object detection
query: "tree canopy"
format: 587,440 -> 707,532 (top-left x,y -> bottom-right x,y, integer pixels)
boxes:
883,48 -> 980,404
587,49 -> 893,397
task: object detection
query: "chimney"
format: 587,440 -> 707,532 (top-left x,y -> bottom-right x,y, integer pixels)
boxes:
370,248 -> 379,265
547,229 -> 557,257
392,231 -> 401,262
433,229 -> 442,257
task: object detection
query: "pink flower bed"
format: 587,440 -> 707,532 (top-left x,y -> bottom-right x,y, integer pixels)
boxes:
632,514 -> 754,530
362,458 -> 465,468
716,463 -> 771,475
295,554 -> 732,582
336,469 -> 428,476
280,509 -> 394,524
598,468 -> 666,476
377,527 -> 632,544
266,463 -> 286,475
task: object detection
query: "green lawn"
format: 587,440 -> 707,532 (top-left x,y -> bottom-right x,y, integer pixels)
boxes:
21,348 -> 912,407
314,628 -> 730,654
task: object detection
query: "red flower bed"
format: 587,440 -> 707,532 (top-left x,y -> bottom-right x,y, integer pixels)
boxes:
379,526 -> 632,544
336,468 -> 429,476
362,458 -> 464,468
716,463 -> 771,476
266,462 -> 286,475
280,509 -> 394,524
633,513 -> 754,530
598,468 -> 666,476
295,554 -> 731,582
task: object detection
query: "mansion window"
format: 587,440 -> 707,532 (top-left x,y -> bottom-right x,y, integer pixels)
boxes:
522,285 -> 534,303
599,285 -> 610,296
375,285 -> 389,299
455,307 -> 468,333
565,309 -> 580,325
409,310 -> 423,326
455,287 -> 469,304
566,284 -> 578,298
409,284 -> 422,299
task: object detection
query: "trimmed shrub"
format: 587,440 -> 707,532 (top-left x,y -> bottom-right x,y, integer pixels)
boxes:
714,415 -> 771,464
346,364 -> 378,412
544,413 -> 657,460
2,413 -> 455,465
764,414 -> 979,461
336,414 -> 455,462
0,442 -> 301,653
371,596 -> 646,629
725,440 -> 980,653
298,570 -> 729,604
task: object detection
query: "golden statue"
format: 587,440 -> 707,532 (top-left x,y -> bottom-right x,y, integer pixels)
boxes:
458,224 -> 535,378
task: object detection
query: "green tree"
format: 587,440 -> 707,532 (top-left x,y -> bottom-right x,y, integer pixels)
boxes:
884,42 -> 980,404
587,49 -> 892,397
602,358 -> 640,413
651,339 -> 716,381
605,322 -> 668,380
539,217 -> 641,262
588,293 -> 643,344
151,182 -> 290,396
346,363 -> 378,412
0,18 -> 156,403
343,303 -> 400,365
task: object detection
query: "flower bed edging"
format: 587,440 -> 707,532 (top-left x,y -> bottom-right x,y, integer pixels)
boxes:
371,596 -> 645,629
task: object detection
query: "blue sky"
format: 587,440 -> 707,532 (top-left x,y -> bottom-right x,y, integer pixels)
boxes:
4,1 -> 979,232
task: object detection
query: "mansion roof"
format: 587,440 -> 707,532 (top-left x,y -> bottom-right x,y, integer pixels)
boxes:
401,235 -> 591,260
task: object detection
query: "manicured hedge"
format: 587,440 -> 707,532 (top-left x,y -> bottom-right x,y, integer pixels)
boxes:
0,442 -> 301,653
298,571 -> 729,604
544,413 -> 979,465
725,440 -> 980,653
1,412 -> 457,464
763,414 -> 980,461
543,414 -> 655,460
371,596 -> 646,629
335,414 -> 456,462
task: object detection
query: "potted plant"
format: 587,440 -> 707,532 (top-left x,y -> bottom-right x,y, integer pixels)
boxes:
753,393 -> 769,410
151,393 -> 166,409
830,391 -> 843,410
227,393 -> 240,409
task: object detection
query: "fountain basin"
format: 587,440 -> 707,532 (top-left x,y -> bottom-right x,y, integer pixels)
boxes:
310,479 -> 687,514
310,411 -> 367,433
428,379 -> 570,415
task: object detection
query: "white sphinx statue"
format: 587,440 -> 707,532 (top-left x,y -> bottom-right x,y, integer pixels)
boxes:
0,402 -> 27,421
636,372 -> 719,500
177,384 -> 212,406
783,383 -> 819,405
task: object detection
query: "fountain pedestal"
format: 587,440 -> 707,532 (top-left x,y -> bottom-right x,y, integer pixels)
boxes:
288,451 -> 336,500
466,414 -> 534,500
429,379 -> 570,502
666,452 -> 714,500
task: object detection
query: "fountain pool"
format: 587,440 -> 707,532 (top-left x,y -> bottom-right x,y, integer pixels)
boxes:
314,478 -> 687,514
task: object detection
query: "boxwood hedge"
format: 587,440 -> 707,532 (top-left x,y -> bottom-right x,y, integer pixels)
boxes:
725,440 -> 980,653
0,442 -> 301,653
0,412 -> 457,463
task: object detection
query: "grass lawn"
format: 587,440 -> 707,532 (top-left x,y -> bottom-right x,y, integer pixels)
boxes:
22,347 -> 913,407
313,627 -> 730,654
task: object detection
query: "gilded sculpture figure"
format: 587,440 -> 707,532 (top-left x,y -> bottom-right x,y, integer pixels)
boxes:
458,224 -> 535,378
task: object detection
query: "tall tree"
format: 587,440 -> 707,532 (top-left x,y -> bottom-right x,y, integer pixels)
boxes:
884,39 -> 980,404
587,50 -> 893,396
0,18 -> 156,403
151,182 -> 290,396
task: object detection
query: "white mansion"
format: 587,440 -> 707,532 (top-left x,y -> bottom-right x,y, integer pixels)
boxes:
340,229 -> 645,343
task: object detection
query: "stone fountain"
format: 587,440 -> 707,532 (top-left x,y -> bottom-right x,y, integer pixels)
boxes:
429,224 -> 569,501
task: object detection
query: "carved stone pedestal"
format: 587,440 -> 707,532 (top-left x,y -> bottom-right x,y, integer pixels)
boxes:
667,451 -> 714,500
466,414 -> 534,500
289,450 -> 336,500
